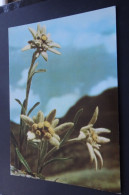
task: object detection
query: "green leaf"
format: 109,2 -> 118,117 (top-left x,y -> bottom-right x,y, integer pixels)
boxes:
38,140 -> 48,174
40,140 -> 48,160
29,62 -> 38,80
11,131 -> 18,147
27,102 -> 40,116
60,108 -> 83,147
41,157 -> 71,171
34,69 -> 46,74
15,147 -> 32,173
15,99 -> 26,115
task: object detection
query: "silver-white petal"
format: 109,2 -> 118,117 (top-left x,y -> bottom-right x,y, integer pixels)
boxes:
78,131 -> 86,140
46,109 -> 56,124
41,51 -> 48,61
97,136 -> 110,144
27,131 -> 36,140
37,111 -> 44,123
41,26 -> 46,34
53,133 -> 60,141
94,148 -> 103,168
20,115 -> 34,126
28,27 -> 37,39
88,106 -> 99,125
80,124 -> 93,133
49,137 -> 60,148
94,153 -> 98,170
47,47 -> 61,55
37,24 -> 41,34
54,122 -> 74,135
94,128 -> 111,135
52,119 -> 59,128
21,44 -> 31,51
49,42 -> 61,48
86,142 -> 95,162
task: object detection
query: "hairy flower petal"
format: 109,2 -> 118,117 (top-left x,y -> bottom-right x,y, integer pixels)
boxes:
94,154 -> 98,170
86,142 -> 95,162
54,122 -> 74,135
80,124 -> 93,133
41,51 -> 48,61
78,131 -> 86,140
37,111 -> 44,123
46,109 -> 56,124
27,131 -> 36,140
94,128 -> 111,135
52,119 -> 59,128
88,106 -> 99,125
49,42 -> 61,48
22,44 -> 31,51
41,26 -> 46,34
20,115 -> 34,126
49,137 -> 60,148
37,24 -> 41,34
28,27 -> 37,39
53,133 -> 60,141
94,148 -> 103,168
48,47 -> 61,55
97,136 -> 110,144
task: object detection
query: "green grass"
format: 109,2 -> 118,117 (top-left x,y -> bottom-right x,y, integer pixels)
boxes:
46,168 -> 121,193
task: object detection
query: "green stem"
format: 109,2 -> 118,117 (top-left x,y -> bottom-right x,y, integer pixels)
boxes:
18,51 -> 38,170
24,51 -> 38,113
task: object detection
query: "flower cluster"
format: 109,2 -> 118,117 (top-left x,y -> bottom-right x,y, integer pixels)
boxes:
21,109 -> 74,148
69,107 -> 111,170
22,24 -> 61,61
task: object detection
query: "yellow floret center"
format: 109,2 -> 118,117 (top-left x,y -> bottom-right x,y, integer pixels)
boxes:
90,129 -> 98,142
31,121 -> 55,140
42,35 -> 47,41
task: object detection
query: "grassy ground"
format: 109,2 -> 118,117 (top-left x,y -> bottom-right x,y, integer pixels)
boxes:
46,168 -> 121,193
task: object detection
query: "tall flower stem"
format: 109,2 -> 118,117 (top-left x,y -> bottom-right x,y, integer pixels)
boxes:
18,51 -> 38,169
24,51 -> 38,113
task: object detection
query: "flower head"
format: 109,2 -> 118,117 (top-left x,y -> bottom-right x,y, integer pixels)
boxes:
22,24 -> 61,61
21,109 -> 73,148
69,106 -> 111,170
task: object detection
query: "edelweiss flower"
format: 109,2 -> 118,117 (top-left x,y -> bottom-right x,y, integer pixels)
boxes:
21,109 -> 73,148
22,24 -> 61,61
69,106 -> 111,170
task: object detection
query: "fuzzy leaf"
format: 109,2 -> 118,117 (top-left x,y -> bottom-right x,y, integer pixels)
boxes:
28,62 -> 38,80
27,102 -> 40,116
46,109 -> 56,124
15,147 -> 32,173
60,108 -> 83,147
88,106 -> 99,125
34,69 -> 46,74
15,99 -> 26,114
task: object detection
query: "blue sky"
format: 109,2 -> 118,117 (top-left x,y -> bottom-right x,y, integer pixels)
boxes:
9,6 -> 118,123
